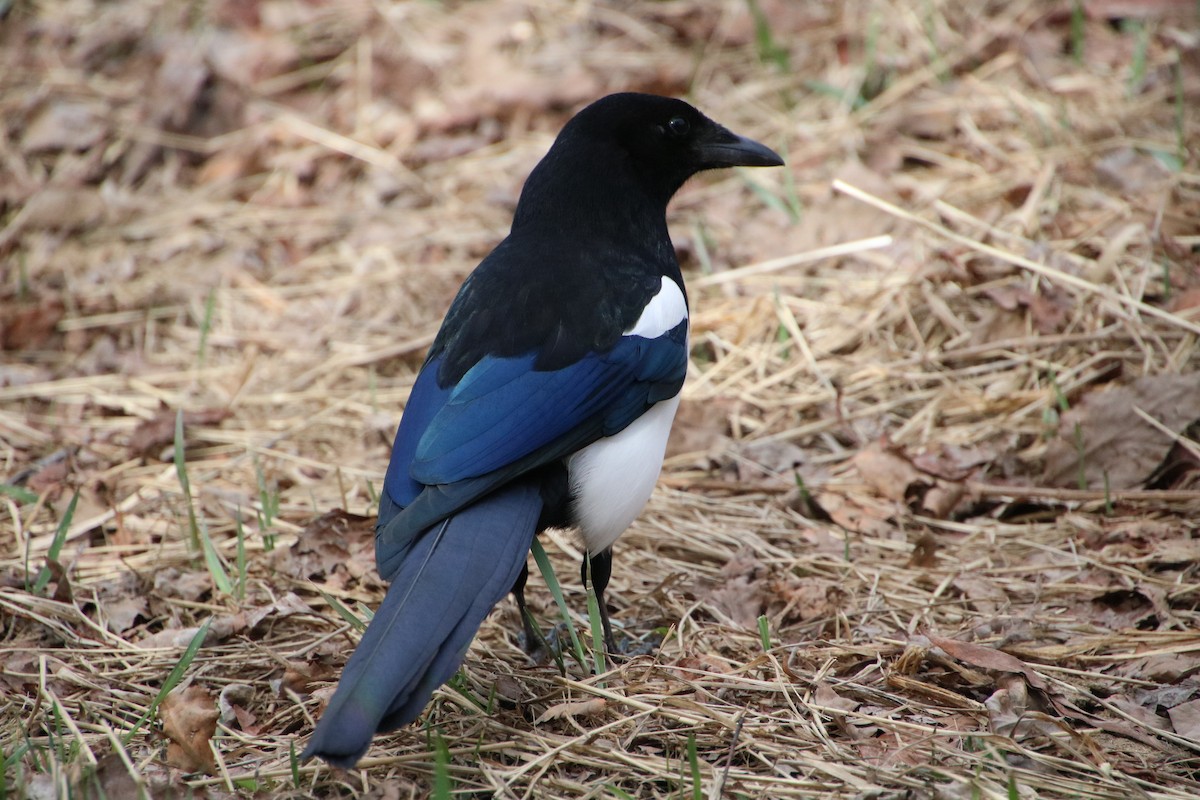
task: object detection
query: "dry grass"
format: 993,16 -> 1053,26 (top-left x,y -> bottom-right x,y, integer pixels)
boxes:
2,0 -> 1200,797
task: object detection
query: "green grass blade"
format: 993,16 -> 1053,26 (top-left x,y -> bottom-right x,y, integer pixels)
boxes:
1124,20 -> 1148,97
1174,58 -> 1186,163
197,287 -> 216,368
530,539 -> 588,669
521,602 -> 566,676
780,155 -> 801,221
317,589 -> 367,632
1070,0 -> 1085,64
290,739 -> 301,787
431,728 -> 453,800
740,173 -> 791,217
32,491 -> 78,596
198,518 -> 233,595
1073,422 -> 1087,490
757,614 -> 771,652
687,732 -> 702,800
0,484 -> 39,504
173,410 -> 201,550
745,0 -> 788,70
447,670 -> 485,712
922,0 -> 948,82
235,511 -> 247,601
122,618 -> 211,746
583,559 -> 607,678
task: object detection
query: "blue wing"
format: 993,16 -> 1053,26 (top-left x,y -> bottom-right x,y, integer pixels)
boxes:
377,319 -> 687,575
415,319 -> 688,483
381,364 -> 452,509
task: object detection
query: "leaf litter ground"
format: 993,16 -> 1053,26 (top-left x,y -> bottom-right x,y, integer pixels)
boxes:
2,0 -> 1200,797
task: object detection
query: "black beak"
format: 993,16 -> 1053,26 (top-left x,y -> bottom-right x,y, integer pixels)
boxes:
697,126 -> 784,169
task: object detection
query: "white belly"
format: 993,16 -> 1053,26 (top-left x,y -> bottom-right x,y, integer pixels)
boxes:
567,394 -> 680,553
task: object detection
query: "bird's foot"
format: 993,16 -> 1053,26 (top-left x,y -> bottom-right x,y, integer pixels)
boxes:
521,622 -> 663,666
604,627 -> 663,661
520,619 -> 577,667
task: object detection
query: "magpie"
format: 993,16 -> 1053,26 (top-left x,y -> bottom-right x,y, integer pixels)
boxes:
303,93 -> 782,768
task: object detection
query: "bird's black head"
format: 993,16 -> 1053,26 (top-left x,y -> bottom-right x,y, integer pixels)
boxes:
571,93 -> 783,178
513,93 -> 783,232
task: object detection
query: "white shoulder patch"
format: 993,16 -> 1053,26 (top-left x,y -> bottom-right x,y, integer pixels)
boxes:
624,277 -> 688,338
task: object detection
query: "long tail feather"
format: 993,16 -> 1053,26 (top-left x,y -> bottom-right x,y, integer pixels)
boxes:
302,480 -> 542,767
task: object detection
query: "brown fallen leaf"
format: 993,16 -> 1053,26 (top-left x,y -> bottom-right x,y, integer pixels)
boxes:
1043,373 -> 1200,490
983,674 -> 1064,741
73,753 -> 143,800
1089,588 -> 1161,631
921,481 -> 968,518
813,683 -> 858,714
229,704 -> 259,735
852,439 -> 973,518
0,651 -> 37,693
150,42 -> 212,131
814,489 -> 897,539
854,441 -> 925,504
0,188 -> 109,244
534,698 -> 608,724
1169,287 -> 1200,316
813,683 -> 861,739
1131,683 -> 1197,715
99,595 -> 147,634
21,99 -> 108,153
1084,0 -> 1198,19
1048,692 -> 1174,752
278,660 -> 336,695
205,28 -> 300,87
1094,146 -> 1173,196
954,577 -> 1008,617
704,551 -> 841,630
45,559 -> 73,604
1167,698 -> 1200,741
704,552 -> 769,628
664,397 -> 735,461
729,439 -> 810,485
854,712 -> 977,768
981,283 -> 1072,336
774,577 -> 840,624
159,685 -> 219,774
272,509 -> 378,589
910,442 -> 996,481
152,567 -> 212,603
491,674 -> 530,706
0,299 -> 65,351
24,457 -> 70,497
1108,698 -> 1172,732
907,533 -> 941,568
1146,425 -> 1200,490
1124,652 -> 1200,684
128,407 -> 232,459
786,160 -> 902,250
218,684 -> 259,734
928,634 -> 1048,690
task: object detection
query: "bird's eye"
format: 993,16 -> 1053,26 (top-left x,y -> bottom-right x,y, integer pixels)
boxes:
667,116 -> 690,137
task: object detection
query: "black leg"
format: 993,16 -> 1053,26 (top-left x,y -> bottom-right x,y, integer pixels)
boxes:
511,562 -> 543,655
512,463 -> 575,664
583,548 -> 618,654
